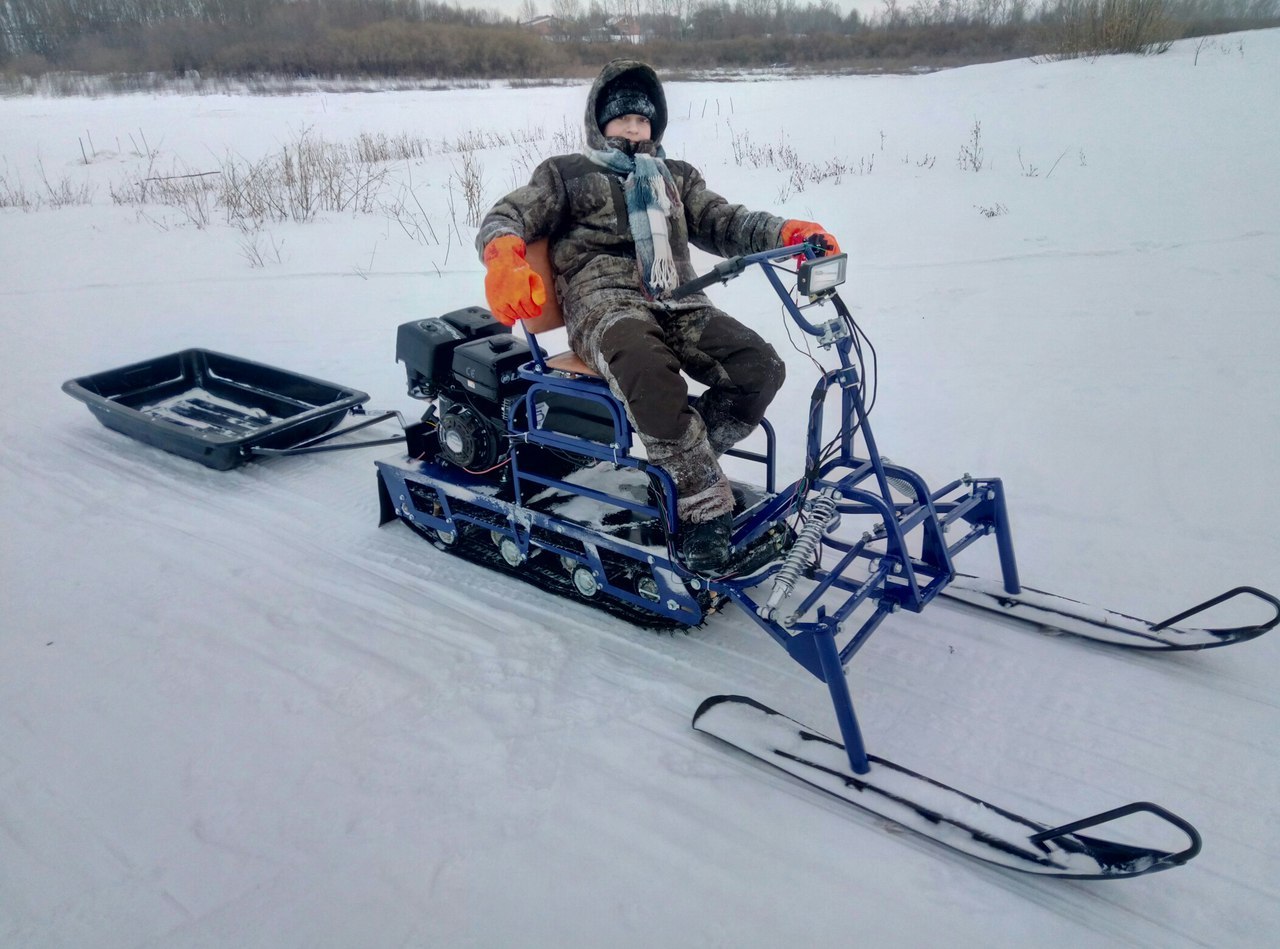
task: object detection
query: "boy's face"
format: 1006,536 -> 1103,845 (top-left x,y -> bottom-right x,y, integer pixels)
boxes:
603,114 -> 652,143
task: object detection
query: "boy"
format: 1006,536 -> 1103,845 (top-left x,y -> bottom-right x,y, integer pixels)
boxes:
477,59 -> 839,573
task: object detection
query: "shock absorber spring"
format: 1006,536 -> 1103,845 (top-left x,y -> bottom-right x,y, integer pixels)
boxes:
760,489 -> 839,620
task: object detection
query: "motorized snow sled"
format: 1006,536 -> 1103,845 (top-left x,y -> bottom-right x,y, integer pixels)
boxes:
64,243 -> 1279,880
374,241 -> 1279,879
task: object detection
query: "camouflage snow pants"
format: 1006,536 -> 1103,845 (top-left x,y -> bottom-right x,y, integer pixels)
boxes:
568,298 -> 786,525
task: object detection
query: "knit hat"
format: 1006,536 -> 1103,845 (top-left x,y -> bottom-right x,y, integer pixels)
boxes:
596,81 -> 657,130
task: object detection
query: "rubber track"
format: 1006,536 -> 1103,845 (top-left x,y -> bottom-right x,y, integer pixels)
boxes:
402,518 -> 705,632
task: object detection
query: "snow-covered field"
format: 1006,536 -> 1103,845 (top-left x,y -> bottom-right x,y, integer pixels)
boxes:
3,33 -> 1279,947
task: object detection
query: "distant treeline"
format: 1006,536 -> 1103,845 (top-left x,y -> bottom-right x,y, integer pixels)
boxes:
2,0 -> 1276,77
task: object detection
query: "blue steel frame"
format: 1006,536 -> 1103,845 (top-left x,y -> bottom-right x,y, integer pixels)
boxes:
508,338 -> 779,542
384,244 -> 1022,777
692,246 -> 1022,773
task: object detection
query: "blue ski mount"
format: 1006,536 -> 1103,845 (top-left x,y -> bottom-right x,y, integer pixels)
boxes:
377,244 -> 1277,875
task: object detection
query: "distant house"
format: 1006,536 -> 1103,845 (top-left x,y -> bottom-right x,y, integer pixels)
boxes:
520,13 -> 648,45
521,15 -> 563,39
606,15 -> 644,45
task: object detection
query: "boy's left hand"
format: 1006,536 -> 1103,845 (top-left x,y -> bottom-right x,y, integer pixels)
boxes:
781,220 -> 842,257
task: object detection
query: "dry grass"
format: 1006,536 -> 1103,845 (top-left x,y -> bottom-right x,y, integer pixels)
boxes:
1,159 -> 95,210
100,124 -> 569,240
727,123 -> 874,201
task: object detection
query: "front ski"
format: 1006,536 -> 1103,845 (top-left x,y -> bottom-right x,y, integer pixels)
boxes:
941,578 -> 1279,650
693,695 -> 1201,879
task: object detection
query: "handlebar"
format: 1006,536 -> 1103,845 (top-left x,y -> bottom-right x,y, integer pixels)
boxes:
666,242 -> 828,301
664,244 -> 846,341
666,254 -> 749,301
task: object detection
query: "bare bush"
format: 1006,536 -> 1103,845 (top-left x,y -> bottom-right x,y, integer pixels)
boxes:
354,131 -> 429,163
729,123 -> 872,196
451,147 -> 488,229
97,123 -> 533,243
218,155 -> 286,226
1047,0 -> 1175,58
239,230 -> 284,269
549,116 -> 582,155
1018,146 -> 1070,177
37,159 -> 95,207
957,119 -> 985,171
0,164 -> 36,210
217,129 -> 390,227
382,165 -> 441,247
3,158 -> 95,211
111,162 -> 219,228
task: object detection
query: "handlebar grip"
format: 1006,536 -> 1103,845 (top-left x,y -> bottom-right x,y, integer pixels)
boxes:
666,256 -> 747,301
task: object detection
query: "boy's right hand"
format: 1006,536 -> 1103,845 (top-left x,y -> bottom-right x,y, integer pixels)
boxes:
482,235 -> 547,326
781,219 -> 842,257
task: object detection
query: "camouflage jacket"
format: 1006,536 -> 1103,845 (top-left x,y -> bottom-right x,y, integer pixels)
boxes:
476,60 -> 785,318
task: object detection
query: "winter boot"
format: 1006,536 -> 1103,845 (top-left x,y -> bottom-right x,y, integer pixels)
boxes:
680,511 -> 733,574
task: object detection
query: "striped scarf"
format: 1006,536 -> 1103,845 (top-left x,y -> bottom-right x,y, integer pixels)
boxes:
585,145 -> 681,299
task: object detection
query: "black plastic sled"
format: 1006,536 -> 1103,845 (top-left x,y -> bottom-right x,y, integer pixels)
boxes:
63,348 -> 371,470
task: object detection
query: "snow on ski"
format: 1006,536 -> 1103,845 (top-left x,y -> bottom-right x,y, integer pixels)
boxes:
693,695 -> 1202,879
940,577 -> 1280,650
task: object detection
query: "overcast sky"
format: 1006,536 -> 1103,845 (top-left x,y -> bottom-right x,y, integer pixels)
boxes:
467,0 -> 886,23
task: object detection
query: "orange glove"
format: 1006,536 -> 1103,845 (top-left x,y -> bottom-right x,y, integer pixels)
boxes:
781,219 -> 841,258
482,235 -> 547,326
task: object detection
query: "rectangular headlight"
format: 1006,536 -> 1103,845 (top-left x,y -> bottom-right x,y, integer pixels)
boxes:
797,253 -> 847,296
